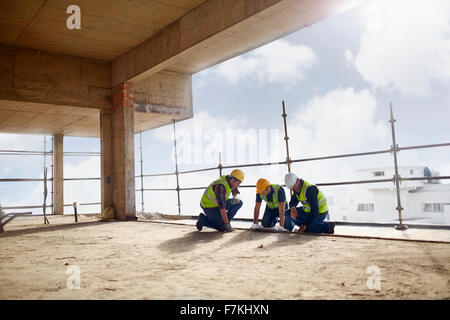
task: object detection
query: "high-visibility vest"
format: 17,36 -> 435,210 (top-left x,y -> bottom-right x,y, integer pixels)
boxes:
261,184 -> 283,209
295,180 -> 328,214
200,175 -> 232,208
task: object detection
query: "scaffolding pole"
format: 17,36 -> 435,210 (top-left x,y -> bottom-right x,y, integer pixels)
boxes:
51,136 -> 54,215
139,131 -> 144,213
173,120 -> 181,215
43,136 -> 49,224
218,152 -> 223,177
282,100 -> 291,173
282,100 -> 294,197
389,103 -> 407,230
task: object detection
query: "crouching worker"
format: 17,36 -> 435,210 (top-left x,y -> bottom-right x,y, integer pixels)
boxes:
252,178 -> 293,231
196,169 -> 244,232
284,172 -> 335,234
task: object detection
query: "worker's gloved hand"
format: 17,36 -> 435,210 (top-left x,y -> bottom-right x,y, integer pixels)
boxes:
298,224 -> 307,232
230,196 -> 241,204
274,225 -> 289,232
251,223 -> 262,230
224,223 -> 233,233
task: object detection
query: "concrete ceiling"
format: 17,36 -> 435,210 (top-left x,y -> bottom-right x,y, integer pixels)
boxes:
0,100 -> 100,137
0,100 -> 188,137
0,0 -> 208,61
0,0 -> 208,137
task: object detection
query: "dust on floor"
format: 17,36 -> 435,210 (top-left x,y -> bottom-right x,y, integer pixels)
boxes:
0,216 -> 449,299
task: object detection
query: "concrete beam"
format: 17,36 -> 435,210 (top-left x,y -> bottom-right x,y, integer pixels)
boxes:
131,70 -> 193,132
111,0 -> 360,86
0,45 -> 111,109
52,134 -> 64,215
133,71 -> 192,110
111,0 -> 281,86
134,104 -> 192,118
132,71 -> 193,132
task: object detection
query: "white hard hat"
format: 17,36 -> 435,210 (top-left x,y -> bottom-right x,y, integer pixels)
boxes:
284,172 -> 298,189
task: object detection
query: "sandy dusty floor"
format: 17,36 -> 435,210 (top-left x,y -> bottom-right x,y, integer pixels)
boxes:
0,215 -> 449,299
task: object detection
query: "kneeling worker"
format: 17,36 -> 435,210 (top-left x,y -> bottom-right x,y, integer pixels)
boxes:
253,178 -> 294,231
197,169 -> 244,232
284,172 -> 335,234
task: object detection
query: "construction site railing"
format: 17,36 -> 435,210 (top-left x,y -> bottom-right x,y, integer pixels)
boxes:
2,202 -> 101,211
0,140 -> 102,221
1,103 -> 450,230
135,102 -> 450,230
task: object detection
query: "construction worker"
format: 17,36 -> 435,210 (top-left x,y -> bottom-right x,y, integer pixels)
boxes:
284,172 -> 335,234
252,178 -> 294,231
196,169 -> 244,232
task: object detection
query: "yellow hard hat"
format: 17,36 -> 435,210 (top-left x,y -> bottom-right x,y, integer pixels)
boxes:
230,169 -> 244,182
256,178 -> 270,194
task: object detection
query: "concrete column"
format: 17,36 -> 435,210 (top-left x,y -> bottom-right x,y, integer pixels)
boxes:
100,110 -> 113,211
53,134 -> 64,215
101,82 -> 136,220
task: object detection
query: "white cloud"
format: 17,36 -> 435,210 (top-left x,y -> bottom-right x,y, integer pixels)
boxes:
64,157 -> 100,179
344,49 -> 354,69
0,133 -> 46,150
151,111 -> 283,169
62,157 -> 101,213
349,0 -> 450,96
290,87 -> 387,154
287,87 -> 389,182
344,49 -> 354,62
205,39 -> 317,87
152,111 -> 244,144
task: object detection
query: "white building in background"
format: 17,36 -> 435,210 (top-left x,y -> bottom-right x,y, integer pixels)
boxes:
328,166 -> 450,225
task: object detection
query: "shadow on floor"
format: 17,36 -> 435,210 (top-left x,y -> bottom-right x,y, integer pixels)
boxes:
157,230 -> 225,254
221,228 -> 318,251
156,225 -> 320,255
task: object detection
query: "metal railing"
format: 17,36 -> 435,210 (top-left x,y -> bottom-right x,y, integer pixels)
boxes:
0,137 -> 101,223
135,102 -> 450,230
1,102 -> 449,230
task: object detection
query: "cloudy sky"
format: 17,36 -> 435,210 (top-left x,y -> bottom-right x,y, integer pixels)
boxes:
1,0 -> 449,220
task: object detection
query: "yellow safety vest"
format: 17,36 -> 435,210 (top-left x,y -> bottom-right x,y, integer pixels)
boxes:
295,180 -> 328,214
200,175 -> 232,208
261,184 -> 283,210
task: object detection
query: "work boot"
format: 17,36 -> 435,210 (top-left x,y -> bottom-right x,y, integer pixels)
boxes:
328,222 -> 335,234
196,214 -> 203,231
